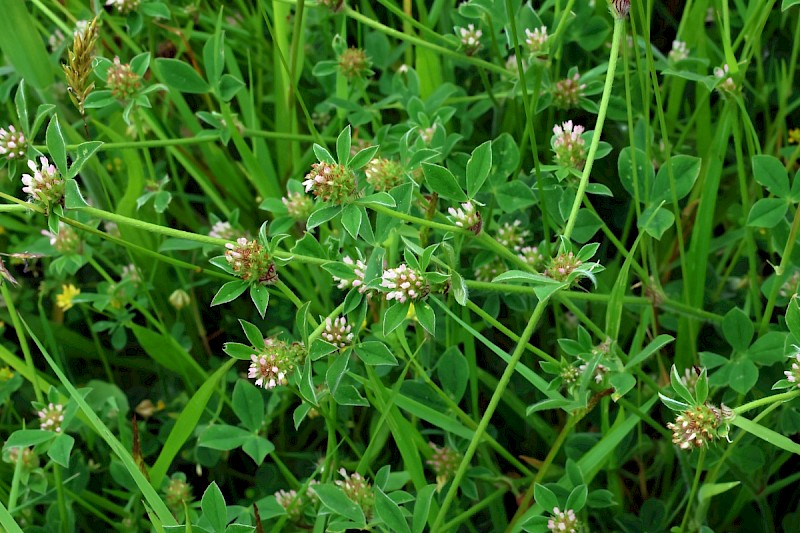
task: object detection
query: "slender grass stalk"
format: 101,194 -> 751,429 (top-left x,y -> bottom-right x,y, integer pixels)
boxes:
430,295 -> 552,532
679,447 -> 706,532
563,17 -> 624,241
0,283 -> 43,402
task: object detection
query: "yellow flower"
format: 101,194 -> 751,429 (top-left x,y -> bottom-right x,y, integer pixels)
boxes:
56,284 -> 80,311
790,128 -> 800,145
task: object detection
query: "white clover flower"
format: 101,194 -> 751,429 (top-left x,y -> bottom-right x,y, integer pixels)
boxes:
38,403 -> 65,433
524,26 -> 548,55
668,40 -> 689,62
322,316 -> 354,348
457,24 -> 483,55
21,156 -> 65,211
496,220 -> 530,251
0,125 -> 27,159
547,507 -> 580,533
552,120 -> 587,169
447,201 -> 481,233
381,264 -> 427,303
714,64 -> 737,93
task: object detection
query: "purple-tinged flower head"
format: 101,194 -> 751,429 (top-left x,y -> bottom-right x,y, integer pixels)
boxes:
365,158 -> 405,191
225,237 -> 277,284
547,507 -> 581,533
714,64 -> 738,94
6,447 -> 39,470
302,161 -> 356,205
784,351 -> 800,386
524,26 -> 549,56
21,156 -> 65,213
335,469 -> 374,516
0,125 -> 27,160
610,0 -> 631,19
419,125 -> 437,145
338,47 -> 371,79
667,403 -> 733,450
552,72 -> 586,109
106,56 -> 141,99
322,316 -> 354,348
448,201 -> 482,234
247,338 -> 300,390
552,120 -> 587,169
282,191 -> 314,219
457,24 -> 483,56
427,443 -> 462,489
381,264 -> 428,303
42,223 -> 82,254
38,403 -> 65,433
545,251 -> 583,282
474,260 -> 504,282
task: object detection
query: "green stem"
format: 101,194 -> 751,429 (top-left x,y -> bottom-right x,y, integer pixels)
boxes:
679,447 -> 706,532
735,389 -> 800,415
54,464 -> 69,533
0,283 -> 42,402
430,295 -> 552,531
760,201 -> 800,333
563,17 -> 624,240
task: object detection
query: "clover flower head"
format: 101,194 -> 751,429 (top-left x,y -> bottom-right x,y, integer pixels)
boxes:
338,47 -> 371,79
302,162 -> 356,204
419,125 -> 437,144
164,475 -> 193,510
552,72 -> 586,109
457,24 -> 483,55
106,0 -> 141,15
121,263 -> 142,285
169,289 -> 191,310
336,469 -> 374,515
332,255 -> 368,292
784,350 -> 800,386
669,40 -> 689,62
106,56 -> 141,99
474,260 -> 504,282
496,220 -> 530,250
381,264 -> 427,303
22,156 -> 65,212
547,507 -> 581,533
448,201 -> 482,234
714,64 -> 737,94
282,191 -> 314,219
208,220 -> 239,241
225,238 -> 277,284
6,447 -> 39,470
525,26 -> 549,55
248,344 -> 296,389
518,246 -> 546,271
275,489 -> 304,522
667,403 -> 733,450
552,120 -> 587,169
38,403 -> 65,433
323,316 -> 354,348
42,223 -> 82,254
545,251 -> 583,282
0,125 -> 27,160
427,443 -> 462,489
365,158 -> 405,191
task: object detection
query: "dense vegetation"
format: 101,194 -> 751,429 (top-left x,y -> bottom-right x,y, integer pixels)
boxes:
1,0 -> 800,532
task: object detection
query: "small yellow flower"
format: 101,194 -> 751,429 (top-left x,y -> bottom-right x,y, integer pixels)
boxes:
0,366 -> 14,382
789,128 -> 800,145
56,284 -> 80,311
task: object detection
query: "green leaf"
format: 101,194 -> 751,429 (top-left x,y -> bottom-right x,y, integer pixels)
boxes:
747,198 -> 788,228
68,141 -> 104,178
437,348 -> 468,402
617,146 -> 653,203
609,372 -> 636,401
3,429 -> 56,449
412,485 -> 436,533
783,0 -> 800,10
46,116 -> 67,175
232,380 -> 264,433
326,351 -> 351,396
218,74 -> 245,101
728,359 -> 759,395
698,482 -> 741,503
422,163 -> 468,202
47,433 -> 74,468
211,280 -> 249,306
336,125 -> 352,164
197,424 -> 252,450
695,368 -> 709,404
249,284 -> 269,319
466,140 -> 492,197
748,332 -> 787,365
787,298 -> 800,340
241,435 -> 274,465
495,180 -> 536,212
355,341 -> 398,366
752,154 -> 790,197
313,143 -> 336,164
141,1 -> 171,18
201,482 -> 228,533
566,485 -> 588,512
314,484 -> 366,525
349,145 -> 380,170
375,487 -> 411,533
239,320 -> 264,347
732,415 -> 800,455
0,1 -> 53,89
451,270 -> 468,305
533,484 -> 558,512
154,58 -> 210,93
203,21 -> 225,86
638,205 -> 674,240
722,307 -> 754,351
223,342 -> 253,360
356,192 -> 396,208
64,179 -> 90,209
650,155 -> 701,205
415,300 -> 435,335
341,203 -> 363,240
14,80 -> 28,135
307,205 -> 342,229
383,301 -> 410,336
309,339 -> 339,360
670,365 -> 695,404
